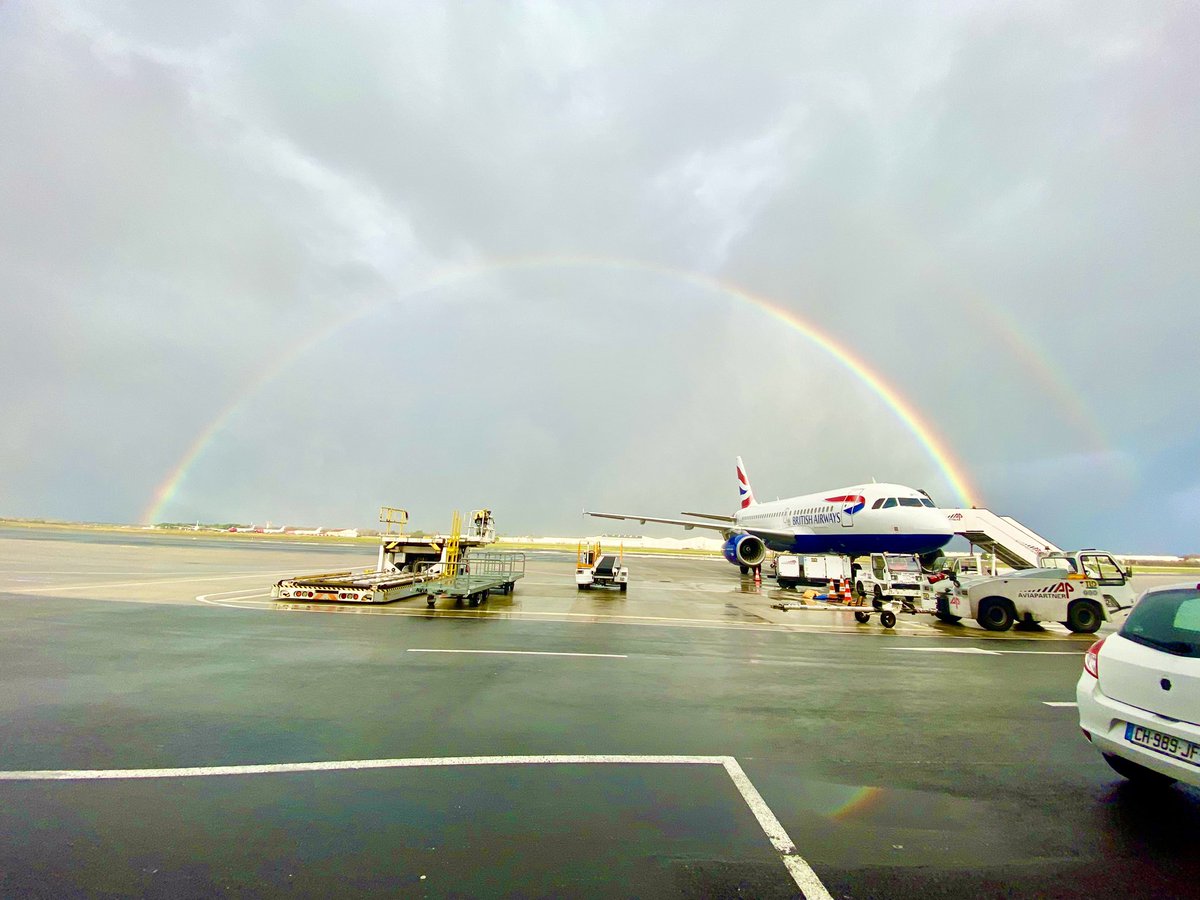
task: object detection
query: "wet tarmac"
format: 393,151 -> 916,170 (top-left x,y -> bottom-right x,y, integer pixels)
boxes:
1,529 -> 1196,898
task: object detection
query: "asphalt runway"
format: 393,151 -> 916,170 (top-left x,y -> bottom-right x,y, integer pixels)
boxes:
1,528 -> 1196,898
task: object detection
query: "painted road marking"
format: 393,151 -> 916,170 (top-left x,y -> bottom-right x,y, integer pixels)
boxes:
889,647 -> 1001,655
407,648 -> 627,659
1042,701 -> 1078,707
8,568 -> 365,595
0,753 -> 830,899
196,590 -> 1091,646
890,647 -> 1084,656
199,589 -> 916,631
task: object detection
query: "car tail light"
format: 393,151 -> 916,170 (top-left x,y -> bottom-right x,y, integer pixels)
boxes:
1083,637 -> 1105,678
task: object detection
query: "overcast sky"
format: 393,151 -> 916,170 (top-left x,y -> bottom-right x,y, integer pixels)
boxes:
2,1 -> 1197,552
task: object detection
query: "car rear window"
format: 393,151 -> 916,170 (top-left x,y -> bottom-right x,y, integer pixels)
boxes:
1119,588 -> 1200,657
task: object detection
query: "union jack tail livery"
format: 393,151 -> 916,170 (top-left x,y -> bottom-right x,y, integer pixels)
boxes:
736,456 -> 757,509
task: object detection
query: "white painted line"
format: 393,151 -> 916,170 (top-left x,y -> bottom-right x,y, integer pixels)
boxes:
407,648 -> 628,659
196,588 -> 273,605
0,753 -> 717,781
722,757 -> 833,900
1042,701 -> 1078,707
0,753 -> 828,898
888,647 -> 1001,656
13,571 -> 301,595
890,647 -> 1085,657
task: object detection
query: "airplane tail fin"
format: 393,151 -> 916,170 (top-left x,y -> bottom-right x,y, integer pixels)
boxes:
736,456 -> 757,509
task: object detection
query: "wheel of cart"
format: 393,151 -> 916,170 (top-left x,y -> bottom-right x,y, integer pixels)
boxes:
854,611 -> 870,624
426,595 -> 436,608
879,609 -> 897,629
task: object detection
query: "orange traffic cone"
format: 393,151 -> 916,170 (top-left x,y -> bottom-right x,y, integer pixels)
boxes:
826,579 -> 836,599
842,579 -> 853,604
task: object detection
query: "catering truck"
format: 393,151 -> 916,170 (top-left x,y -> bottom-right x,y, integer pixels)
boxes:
937,549 -> 1136,633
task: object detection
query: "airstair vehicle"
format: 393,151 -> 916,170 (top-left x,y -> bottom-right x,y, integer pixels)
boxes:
941,508 -> 1060,570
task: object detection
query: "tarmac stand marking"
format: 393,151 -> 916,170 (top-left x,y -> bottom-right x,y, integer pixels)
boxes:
406,648 -> 628,659
0,753 -> 831,899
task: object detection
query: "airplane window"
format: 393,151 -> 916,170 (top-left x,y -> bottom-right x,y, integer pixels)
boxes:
898,498 -> 922,507
920,498 -> 935,508
881,498 -> 898,509
871,499 -> 884,509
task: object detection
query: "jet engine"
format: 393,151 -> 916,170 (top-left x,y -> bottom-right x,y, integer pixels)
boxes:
723,533 -> 766,569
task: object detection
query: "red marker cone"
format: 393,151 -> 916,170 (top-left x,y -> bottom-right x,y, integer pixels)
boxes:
841,579 -> 853,604
827,579 -> 836,598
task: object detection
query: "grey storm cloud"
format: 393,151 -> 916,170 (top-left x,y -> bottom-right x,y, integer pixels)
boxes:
1,1 -> 1197,551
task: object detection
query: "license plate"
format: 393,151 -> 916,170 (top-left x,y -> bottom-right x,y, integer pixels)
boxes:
1124,722 -> 1200,765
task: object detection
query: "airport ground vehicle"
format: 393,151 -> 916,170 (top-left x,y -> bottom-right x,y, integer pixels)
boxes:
1077,583 -> 1200,788
775,554 -> 852,589
854,553 -> 930,607
576,542 -> 629,591
939,549 -> 1135,632
272,507 -> 523,606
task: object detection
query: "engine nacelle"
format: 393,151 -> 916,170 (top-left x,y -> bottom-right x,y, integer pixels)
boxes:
723,533 -> 766,568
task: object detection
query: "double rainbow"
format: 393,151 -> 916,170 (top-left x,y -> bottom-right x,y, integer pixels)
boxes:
143,256 -> 983,523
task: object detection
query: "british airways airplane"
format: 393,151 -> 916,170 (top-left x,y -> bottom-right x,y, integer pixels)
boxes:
587,457 -> 954,571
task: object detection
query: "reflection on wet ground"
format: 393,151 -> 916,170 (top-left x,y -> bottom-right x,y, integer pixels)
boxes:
3,532 -> 1197,898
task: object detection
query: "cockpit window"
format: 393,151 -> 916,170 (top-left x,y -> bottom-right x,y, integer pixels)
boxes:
871,498 -> 884,509
881,498 -> 898,509
920,498 -> 935,508
898,498 -> 922,507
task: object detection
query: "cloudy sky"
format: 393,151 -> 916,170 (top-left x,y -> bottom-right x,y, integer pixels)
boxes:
1,1 -> 1197,552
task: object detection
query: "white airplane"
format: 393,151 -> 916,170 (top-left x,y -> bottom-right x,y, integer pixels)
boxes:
587,457 -> 953,571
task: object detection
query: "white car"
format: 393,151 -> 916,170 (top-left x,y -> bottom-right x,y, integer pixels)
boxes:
1077,583 -> 1200,788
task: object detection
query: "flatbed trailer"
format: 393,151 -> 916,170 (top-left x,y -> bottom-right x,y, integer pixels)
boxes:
424,552 -> 526,608
772,590 -> 937,629
271,567 -> 438,604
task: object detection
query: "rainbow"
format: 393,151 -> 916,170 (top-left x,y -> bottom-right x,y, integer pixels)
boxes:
829,784 -> 887,820
142,255 -> 982,523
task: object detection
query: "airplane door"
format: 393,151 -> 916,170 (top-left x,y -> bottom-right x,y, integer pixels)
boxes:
841,507 -> 854,528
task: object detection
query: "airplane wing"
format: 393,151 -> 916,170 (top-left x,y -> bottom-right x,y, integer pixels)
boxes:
680,511 -> 737,523
741,525 -> 798,540
585,511 -> 731,532
586,511 -> 797,542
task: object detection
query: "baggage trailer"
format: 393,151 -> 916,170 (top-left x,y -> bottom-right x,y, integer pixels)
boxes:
772,589 -> 936,629
423,551 -> 526,608
770,596 -> 927,629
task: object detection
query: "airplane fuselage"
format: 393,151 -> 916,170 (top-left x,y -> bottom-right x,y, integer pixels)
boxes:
732,482 -> 952,557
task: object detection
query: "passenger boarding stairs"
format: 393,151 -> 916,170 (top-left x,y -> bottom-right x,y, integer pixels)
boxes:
942,508 -> 1060,570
